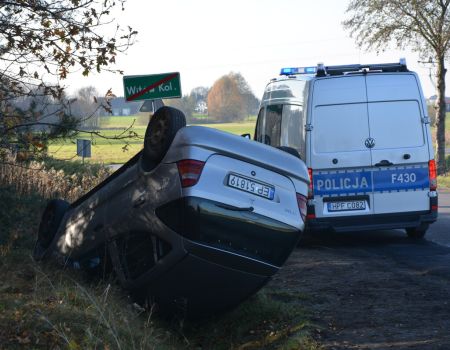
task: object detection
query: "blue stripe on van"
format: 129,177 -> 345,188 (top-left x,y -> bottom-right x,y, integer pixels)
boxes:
372,167 -> 429,192
314,171 -> 372,196
314,166 -> 429,196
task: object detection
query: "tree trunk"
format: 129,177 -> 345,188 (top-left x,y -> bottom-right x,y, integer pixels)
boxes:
435,55 -> 447,175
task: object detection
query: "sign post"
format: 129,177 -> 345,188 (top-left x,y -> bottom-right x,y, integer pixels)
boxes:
77,139 -> 91,164
123,72 -> 182,102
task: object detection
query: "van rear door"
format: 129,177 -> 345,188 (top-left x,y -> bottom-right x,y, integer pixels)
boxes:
366,74 -> 431,214
310,76 -> 374,218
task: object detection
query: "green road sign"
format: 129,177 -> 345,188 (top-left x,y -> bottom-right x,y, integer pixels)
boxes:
123,72 -> 181,102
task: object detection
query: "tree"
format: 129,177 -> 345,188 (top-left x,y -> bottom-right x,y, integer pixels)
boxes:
230,72 -> 260,116
207,73 -> 251,122
0,0 -> 137,160
164,94 -> 196,121
190,86 -> 209,105
343,0 -> 450,174
71,86 -> 101,128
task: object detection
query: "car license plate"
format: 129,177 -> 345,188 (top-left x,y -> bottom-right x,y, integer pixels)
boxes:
327,200 -> 366,212
227,174 -> 275,200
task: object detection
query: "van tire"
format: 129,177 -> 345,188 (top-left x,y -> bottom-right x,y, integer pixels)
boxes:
406,224 -> 428,239
142,106 -> 186,169
33,199 -> 70,260
277,146 -> 301,159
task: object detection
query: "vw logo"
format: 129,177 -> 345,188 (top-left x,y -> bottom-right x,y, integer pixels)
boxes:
365,137 -> 375,149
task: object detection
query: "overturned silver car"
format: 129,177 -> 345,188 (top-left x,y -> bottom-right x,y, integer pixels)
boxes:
34,107 -> 309,317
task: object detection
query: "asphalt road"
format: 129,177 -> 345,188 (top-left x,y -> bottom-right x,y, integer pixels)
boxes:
288,191 -> 450,349
299,191 -> 450,282
427,190 -> 450,247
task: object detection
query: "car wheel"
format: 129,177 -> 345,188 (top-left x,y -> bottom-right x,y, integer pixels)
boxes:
33,199 -> 70,260
406,224 -> 428,239
277,146 -> 301,159
142,106 -> 186,169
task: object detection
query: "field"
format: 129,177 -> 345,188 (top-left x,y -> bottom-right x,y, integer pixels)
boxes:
48,116 -> 256,164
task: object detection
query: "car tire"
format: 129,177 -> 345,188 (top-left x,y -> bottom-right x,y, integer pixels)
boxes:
142,106 -> 186,169
406,224 -> 428,239
33,199 -> 70,260
277,146 -> 301,159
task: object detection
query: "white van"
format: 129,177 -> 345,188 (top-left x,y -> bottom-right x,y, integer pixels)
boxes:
255,59 -> 438,238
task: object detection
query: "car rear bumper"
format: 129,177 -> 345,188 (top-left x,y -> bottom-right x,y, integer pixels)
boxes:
156,196 -> 302,267
307,210 -> 438,233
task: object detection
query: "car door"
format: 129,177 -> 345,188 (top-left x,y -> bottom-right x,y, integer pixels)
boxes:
310,76 -> 374,218
366,74 -> 431,214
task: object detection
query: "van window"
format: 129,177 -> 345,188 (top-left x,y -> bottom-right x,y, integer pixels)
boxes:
313,103 -> 370,153
256,104 -> 305,158
368,100 -> 424,149
262,80 -> 306,103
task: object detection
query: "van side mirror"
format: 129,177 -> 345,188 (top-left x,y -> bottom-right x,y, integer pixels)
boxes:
241,133 -> 251,139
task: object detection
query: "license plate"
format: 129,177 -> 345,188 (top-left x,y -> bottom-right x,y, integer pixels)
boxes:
227,174 -> 275,200
327,200 -> 366,212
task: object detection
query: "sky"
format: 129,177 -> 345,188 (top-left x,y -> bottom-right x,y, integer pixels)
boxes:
65,0 -> 441,100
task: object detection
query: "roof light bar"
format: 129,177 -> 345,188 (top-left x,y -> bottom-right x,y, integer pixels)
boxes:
280,66 -> 317,75
279,59 -> 408,77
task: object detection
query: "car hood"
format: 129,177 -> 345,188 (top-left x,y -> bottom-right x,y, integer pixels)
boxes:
163,126 -> 309,186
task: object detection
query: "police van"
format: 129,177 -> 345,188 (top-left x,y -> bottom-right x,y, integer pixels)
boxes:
255,59 -> 438,238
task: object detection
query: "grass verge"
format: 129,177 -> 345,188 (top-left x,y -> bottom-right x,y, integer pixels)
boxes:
438,175 -> 450,190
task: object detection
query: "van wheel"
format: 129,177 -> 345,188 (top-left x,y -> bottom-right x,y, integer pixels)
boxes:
406,224 -> 428,239
142,106 -> 186,170
277,146 -> 301,159
33,199 -> 70,260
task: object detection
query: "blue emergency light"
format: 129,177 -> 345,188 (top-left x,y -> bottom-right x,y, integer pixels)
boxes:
280,66 -> 317,75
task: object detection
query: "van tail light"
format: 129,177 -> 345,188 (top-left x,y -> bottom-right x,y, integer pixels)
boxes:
296,193 -> 307,222
307,168 -> 314,199
177,159 -> 205,188
429,160 -> 437,191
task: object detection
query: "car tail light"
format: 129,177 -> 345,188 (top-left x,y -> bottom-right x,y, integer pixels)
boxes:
307,168 -> 314,199
296,193 -> 307,222
177,159 -> 205,187
429,160 -> 437,191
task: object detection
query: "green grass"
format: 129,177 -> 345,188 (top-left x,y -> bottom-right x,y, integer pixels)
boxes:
438,175 -> 450,190
200,121 -> 255,136
48,118 -> 256,164
100,115 -> 148,128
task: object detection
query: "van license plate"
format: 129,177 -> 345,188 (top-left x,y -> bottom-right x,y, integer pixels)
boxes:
228,174 -> 275,200
327,200 -> 366,212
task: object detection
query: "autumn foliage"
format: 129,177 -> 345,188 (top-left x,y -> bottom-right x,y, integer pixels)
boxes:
207,73 -> 248,122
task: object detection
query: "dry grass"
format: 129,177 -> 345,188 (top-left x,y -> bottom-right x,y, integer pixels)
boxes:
0,155 -> 111,202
